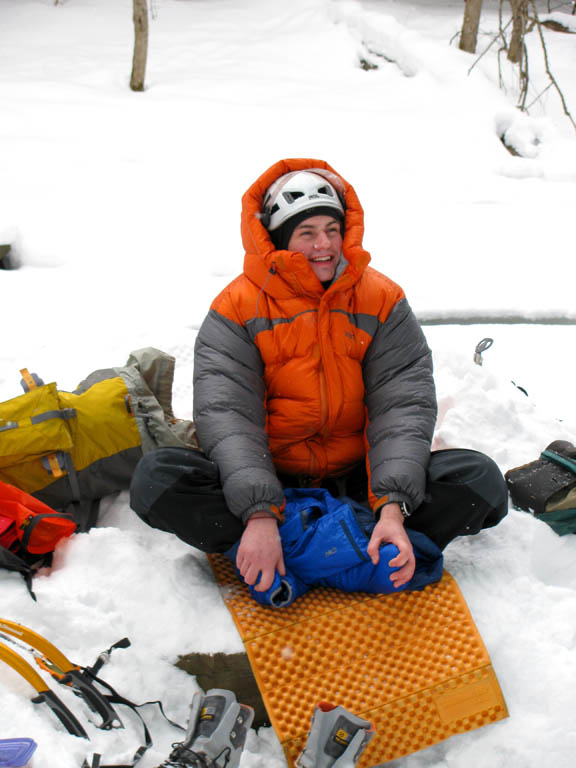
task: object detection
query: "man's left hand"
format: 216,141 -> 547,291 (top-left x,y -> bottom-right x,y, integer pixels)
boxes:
366,503 -> 415,588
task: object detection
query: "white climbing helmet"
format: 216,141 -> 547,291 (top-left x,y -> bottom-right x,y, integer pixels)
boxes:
262,170 -> 345,231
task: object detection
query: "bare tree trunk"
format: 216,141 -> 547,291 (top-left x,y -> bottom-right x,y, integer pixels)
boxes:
460,0 -> 484,53
508,0 -> 528,63
130,0 -> 149,92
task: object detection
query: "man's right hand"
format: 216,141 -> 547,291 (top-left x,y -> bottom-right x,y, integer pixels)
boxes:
236,514 -> 285,592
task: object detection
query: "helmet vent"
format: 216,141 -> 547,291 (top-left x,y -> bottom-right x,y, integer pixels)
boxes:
283,190 -> 305,204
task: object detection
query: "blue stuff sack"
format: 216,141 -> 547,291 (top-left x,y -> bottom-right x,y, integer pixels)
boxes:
226,488 -> 443,608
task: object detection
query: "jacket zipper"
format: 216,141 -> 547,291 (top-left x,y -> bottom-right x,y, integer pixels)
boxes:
309,299 -> 331,479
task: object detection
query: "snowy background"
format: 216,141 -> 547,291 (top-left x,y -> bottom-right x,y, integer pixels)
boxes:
1,0 -> 576,766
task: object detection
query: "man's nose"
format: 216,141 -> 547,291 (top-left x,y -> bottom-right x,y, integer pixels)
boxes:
315,231 -> 331,248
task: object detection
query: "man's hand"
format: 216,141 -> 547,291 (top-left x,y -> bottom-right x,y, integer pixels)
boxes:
366,503 -> 415,588
236,514 -> 285,592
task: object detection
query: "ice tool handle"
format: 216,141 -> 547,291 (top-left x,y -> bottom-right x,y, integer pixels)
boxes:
0,619 -> 124,730
32,687 -> 89,738
0,639 -> 88,738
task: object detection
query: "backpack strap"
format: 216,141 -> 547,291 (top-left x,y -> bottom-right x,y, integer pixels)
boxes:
18,369 -> 80,495
19,368 -> 44,392
0,547 -> 38,599
541,450 -> 576,476
41,451 -> 82,500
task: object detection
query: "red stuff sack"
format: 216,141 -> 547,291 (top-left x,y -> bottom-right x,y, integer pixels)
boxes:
0,513 -> 19,552
0,480 -> 76,556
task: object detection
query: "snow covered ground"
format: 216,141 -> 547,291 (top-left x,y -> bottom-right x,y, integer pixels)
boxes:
1,0 -> 576,766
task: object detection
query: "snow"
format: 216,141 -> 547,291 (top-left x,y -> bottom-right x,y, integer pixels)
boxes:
1,0 -> 576,766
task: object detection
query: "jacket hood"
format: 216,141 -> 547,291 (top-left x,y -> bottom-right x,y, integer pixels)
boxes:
241,158 -> 371,298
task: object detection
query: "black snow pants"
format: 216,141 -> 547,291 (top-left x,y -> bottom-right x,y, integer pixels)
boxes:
129,447 -> 508,553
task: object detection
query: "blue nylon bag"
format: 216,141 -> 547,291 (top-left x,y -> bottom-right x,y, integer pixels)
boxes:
226,488 -> 443,608
281,488 -> 374,582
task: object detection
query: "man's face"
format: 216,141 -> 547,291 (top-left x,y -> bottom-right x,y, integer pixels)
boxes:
286,214 -> 343,283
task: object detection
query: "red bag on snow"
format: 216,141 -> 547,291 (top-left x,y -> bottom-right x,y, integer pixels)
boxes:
0,480 -> 76,555
0,513 -> 19,552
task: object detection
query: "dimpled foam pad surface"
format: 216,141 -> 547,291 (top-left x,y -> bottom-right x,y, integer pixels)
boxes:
208,556 -> 508,766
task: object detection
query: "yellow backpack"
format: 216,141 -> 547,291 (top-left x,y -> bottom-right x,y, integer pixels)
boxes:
0,348 -> 197,531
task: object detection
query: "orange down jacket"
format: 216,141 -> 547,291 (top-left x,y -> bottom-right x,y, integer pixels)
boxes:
193,159 -> 437,522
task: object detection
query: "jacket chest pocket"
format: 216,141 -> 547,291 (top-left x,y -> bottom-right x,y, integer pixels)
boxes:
328,310 -> 367,361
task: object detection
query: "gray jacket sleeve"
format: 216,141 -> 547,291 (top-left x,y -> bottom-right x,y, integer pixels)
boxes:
363,298 -> 437,511
193,309 -> 284,523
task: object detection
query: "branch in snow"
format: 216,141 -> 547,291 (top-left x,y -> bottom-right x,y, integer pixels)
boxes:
527,0 -> 576,131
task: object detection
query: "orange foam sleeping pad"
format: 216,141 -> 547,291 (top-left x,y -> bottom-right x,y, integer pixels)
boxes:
208,555 -> 508,767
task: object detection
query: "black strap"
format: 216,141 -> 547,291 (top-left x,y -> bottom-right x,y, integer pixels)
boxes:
82,747 -> 147,768
0,546 -> 38,600
78,665 -> 185,768
85,669 -> 184,732
86,638 -> 131,678
19,512 -> 75,552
